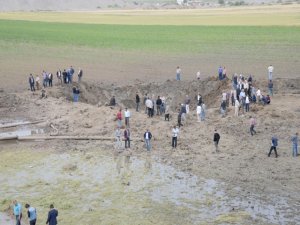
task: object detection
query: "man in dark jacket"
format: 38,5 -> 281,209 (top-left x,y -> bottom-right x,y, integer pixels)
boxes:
213,130 -> 220,152
46,204 -> 58,225
156,96 -> 162,115
144,129 -> 152,151
29,74 -> 35,92
136,93 -> 140,112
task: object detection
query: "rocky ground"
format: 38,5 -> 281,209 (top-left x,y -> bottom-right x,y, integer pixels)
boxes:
0,77 -> 300,224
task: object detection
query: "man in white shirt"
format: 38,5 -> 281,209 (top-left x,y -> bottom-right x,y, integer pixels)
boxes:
172,126 -> 180,148
145,98 -> 153,117
268,65 -> 274,80
124,108 -> 131,127
176,66 -> 181,81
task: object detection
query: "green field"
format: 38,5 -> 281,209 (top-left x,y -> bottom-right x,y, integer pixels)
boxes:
0,5 -> 299,89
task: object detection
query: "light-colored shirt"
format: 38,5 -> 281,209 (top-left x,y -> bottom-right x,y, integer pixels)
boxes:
145,99 -> 153,108
268,66 -> 274,73
250,118 -> 256,126
235,100 -> 240,107
13,203 -> 22,216
124,110 -> 131,118
176,68 -> 181,74
222,93 -> 227,101
115,129 -> 121,138
245,96 -> 250,104
256,89 -> 261,97
172,128 -> 179,137
196,105 -> 202,114
28,206 -> 37,221
145,132 -> 150,139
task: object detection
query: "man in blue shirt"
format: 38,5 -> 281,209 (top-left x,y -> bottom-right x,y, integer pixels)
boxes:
13,200 -> 22,225
25,203 -> 37,225
291,132 -> 299,157
268,136 -> 278,158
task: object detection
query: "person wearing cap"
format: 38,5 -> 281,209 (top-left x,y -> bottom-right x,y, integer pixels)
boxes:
46,204 -> 58,225
25,203 -> 37,225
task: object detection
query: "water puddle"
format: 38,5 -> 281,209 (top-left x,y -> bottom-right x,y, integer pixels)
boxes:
0,129 -> 44,138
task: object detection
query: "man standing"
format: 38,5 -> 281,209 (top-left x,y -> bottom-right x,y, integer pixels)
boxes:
78,68 -> 83,83
172,126 -> 179,149
48,73 -> 53,87
46,204 -> 58,225
291,132 -> 298,157
25,203 -> 37,225
156,96 -> 162,115
234,99 -> 240,117
135,92 -> 140,112
144,129 -> 152,151
116,109 -> 122,128
180,104 -> 186,122
124,128 -> 130,149
68,66 -> 75,83
213,130 -> 220,152
177,110 -> 183,127
268,64 -> 274,80
146,97 -> 153,118
268,80 -> 273,96
124,108 -> 131,127
29,74 -> 35,92
13,200 -> 22,225
249,116 -> 257,136
218,66 -> 223,80
185,95 -> 191,114
62,69 -> 67,84
196,104 -> 201,122
176,66 -> 181,81
268,136 -> 278,158
35,75 -> 40,90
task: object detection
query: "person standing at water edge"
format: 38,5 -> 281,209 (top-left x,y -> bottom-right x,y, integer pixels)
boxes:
176,66 -> 181,81
13,200 -> 22,225
268,64 -> 274,80
268,136 -> 278,158
291,132 -> 298,157
46,204 -> 58,225
213,130 -> 220,152
25,203 -> 37,225
172,126 -> 179,148
144,129 -> 152,151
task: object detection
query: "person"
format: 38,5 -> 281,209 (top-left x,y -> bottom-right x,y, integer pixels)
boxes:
41,88 -> 47,99
220,101 -> 226,117
222,66 -> 227,79
156,96 -> 162,115
115,127 -> 122,149
265,95 -> 271,104
144,129 -> 152,151
185,95 -> 191,114
172,126 -> 179,148
180,104 -> 186,121
124,108 -> 131,127
200,103 -> 206,121
196,104 -> 201,122
143,94 -> 148,114
197,93 -> 202,105
245,95 -> 250,112
13,200 -> 22,225
135,92 -> 140,112
78,68 -> 83,83
56,70 -> 62,85
29,74 -> 35,92
62,69 -> 67,84
42,71 -> 48,88
35,75 -> 40,90
25,203 -> 37,225
145,97 -> 153,117
268,64 -> 274,80
176,66 -> 181,81
234,99 -> 240,116
268,80 -> 273,96
68,66 -> 74,83
249,116 -> 257,136
268,136 -> 278,158
109,96 -> 116,107
72,86 -> 78,102
48,73 -> 53,87
46,204 -> 58,225
124,128 -> 130,148
291,133 -> 298,157
116,109 -> 122,128
218,66 -> 223,80
196,71 -> 200,80
177,110 -> 183,127
164,104 -> 170,121
213,130 -> 220,152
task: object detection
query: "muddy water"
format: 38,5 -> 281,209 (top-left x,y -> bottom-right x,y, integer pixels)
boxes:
0,150 -> 299,225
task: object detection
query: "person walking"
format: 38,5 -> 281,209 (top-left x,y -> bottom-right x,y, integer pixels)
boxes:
171,126 -> 179,148
28,74 -> 35,92
46,204 -> 58,225
135,92 -> 140,112
25,203 -> 37,225
176,66 -> 181,81
13,200 -> 22,225
268,136 -> 278,158
124,128 -> 130,149
291,132 -> 298,157
115,127 -> 122,149
268,80 -> 273,96
213,130 -> 220,152
144,129 -> 152,151
268,64 -> 274,80
249,116 -> 257,136
124,108 -> 131,127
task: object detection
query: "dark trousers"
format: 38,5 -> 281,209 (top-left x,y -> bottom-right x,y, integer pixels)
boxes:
172,137 -> 177,148
147,108 -> 152,117
165,114 -> 170,121
125,117 -> 130,127
15,215 -> 21,225
125,138 -> 130,148
268,146 -> 278,157
30,83 -> 35,91
245,103 -> 249,112
156,105 -> 161,115
178,118 -> 183,127
48,79 -> 52,87
250,125 -> 256,136
30,219 -> 36,225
